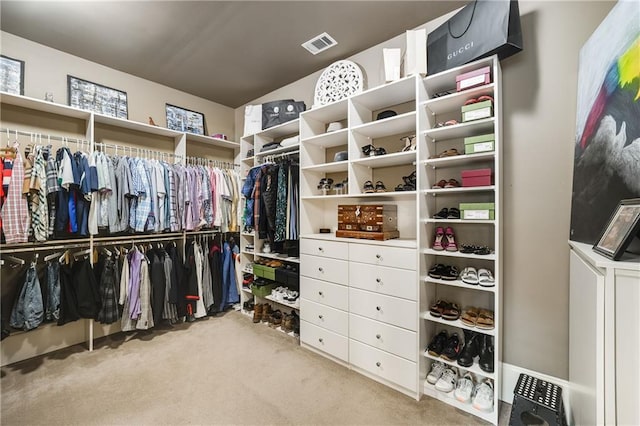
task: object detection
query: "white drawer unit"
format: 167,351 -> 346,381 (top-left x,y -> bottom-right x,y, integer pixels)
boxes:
300,276 -> 348,311
348,244 -> 416,271
349,261 -> 417,301
300,298 -> 349,336
300,238 -> 349,260
349,314 -> 416,362
300,254 -> 349,285
349,288 -> 417,331
301,320 -> 349,362
349,339 -> 417,392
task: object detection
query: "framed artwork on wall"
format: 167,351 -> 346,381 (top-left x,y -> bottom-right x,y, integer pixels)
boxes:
0,55 -> 25,95
165,104 -> 206,135
67,75 -> 128,119
570,2 -> 640,244
593,198 -> 640,260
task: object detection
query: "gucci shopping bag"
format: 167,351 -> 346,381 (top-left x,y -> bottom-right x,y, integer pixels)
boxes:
427,0 -> 523,75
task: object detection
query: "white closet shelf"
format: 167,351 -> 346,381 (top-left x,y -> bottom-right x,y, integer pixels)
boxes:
351,75 -> 417,110
0,92 -> 91,119
422,83 -> 495,116
94,114 -> 184,138
185,133 -> 239,149
420,311 -> 496,337
241,232 -> 255,237
301,98 -> 348,123
423,351 -> 495,381
422,276 -> 496,293
302,194 -> 356,200
241,287 -> 253,294
422,218 -> 495,225
254,144 -> 299,158
423,152 -> 494,169
422,381 -> 495,424
351,191 -> 418,199
255,252 -> 300,264
301,161 -> 349,174
300,128 -> 348,148
352,150 -> 416,168
421,248 -> 496,261
423,118 -> 495,141
422,186 -> 495,195
241,156 -> 255,163
301,234 -> 417,249
351,111 -> 416,139
258,119 -> 299,139
423,56 -> 495,95
264,295 -> 300,311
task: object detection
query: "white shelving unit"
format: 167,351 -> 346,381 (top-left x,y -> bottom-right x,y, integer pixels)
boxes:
238,118 -> 301,319
418,56 -> 502,424
0,91 -> 239,367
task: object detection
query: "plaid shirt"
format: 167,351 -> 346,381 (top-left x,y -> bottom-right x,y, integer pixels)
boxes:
1,144 -> 30,243
29,146 -> 48,242
97,257 -> 120,324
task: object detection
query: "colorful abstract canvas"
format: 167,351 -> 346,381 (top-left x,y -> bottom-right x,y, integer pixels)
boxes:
570,1 -> 640,244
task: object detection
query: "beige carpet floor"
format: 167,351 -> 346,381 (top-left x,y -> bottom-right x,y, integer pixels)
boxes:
1,311 -> 509,425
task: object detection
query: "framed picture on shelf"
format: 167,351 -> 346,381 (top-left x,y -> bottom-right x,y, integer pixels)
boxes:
593,198 -> 640,260
67,75 -> 128,119
0,55 -> 25,95
165,104 -> 206,135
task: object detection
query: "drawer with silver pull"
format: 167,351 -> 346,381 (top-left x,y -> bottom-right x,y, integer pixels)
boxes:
300,238 -> 348,259
349,313 -> 416,362
300,298 -> 348,336
301,320 -> 348,362
300,254 -> 348,285
349,339 -> 417,392
348,244 -> 416,270
300,277 -> 348,311
349,288 -> 417,331
349,262 -> 417,301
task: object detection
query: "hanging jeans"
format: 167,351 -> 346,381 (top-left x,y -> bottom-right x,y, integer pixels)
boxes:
45,260 -> 61,322
221,242 -> 240,310
10,264 -> 44,331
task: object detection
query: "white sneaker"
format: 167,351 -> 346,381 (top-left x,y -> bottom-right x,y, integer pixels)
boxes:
426,361 -> 446,385
472,379 -> 494,412
455,372 -> 474,403
435,366 -> 458,393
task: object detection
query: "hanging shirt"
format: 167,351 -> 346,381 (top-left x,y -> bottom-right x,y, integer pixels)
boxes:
1,143 -> 30,243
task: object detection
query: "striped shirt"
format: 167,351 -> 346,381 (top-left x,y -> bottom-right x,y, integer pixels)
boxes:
1,144 -> 30,243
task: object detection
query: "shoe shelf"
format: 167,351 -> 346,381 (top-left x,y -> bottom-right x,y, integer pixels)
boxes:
241,286 -> 253,294
422,118 -> 495,141
421,83 -> 496,116
351,150 -> 416,168
421,248 -> 495,261
241,156 -> 254,164
351,75 -> 417,112
422,381 -> 495,424
350,191 -> 418,199
300,128 -> 348,148
300,98 -> 348,128
423,351 -> 495,381
420,311 -> 495,337
422,218 -> 495,225
422,185 -> 495,195
264,295 -> 300,311
350,111 -> 416,139
422,276 -> 496,294
423,152 -> 494,169
255,252 -> 300,264
241,249 -> 254,255
301,161 -> 349,174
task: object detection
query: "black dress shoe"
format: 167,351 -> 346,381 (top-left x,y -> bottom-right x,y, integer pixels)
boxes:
457,330 -> 480,367
427,330 -> 448,357
441,332 -> 462,361
479,334 -> 495,373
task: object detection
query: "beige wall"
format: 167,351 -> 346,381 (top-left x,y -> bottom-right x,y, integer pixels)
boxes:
1,31 -> 235,140
235,1 -> 615,379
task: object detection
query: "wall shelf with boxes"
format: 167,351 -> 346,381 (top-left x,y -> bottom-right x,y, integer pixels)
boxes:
418,56 -> 502,424
238,117 -> 301,331
0,92 -> 240,367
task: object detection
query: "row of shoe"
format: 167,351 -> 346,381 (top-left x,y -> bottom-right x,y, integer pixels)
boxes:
427,329 -> 494,372
394,171 -> 416,192
432,227 -> 494,255
427,363 -> 494,412
429,300 -> 495,329
242,273 -> 254,289
432,179 -> 460,189
250,304 -> 300,333
254,258 -> 285,268
271,286 -> 300,307
432,207 -> 460,219
317,178 -> 348,195
428,264 -> 495,287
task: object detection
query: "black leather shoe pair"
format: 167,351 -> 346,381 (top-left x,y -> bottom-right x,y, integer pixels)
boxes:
426,330 -> 462,361
457,330 -> 494,373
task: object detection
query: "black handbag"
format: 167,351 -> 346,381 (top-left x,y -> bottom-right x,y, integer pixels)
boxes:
427,0 -> 523,75
262,99 -> 306,130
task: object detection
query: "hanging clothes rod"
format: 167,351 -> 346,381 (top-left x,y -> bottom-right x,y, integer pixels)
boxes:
262,149 -> 300,163
1,127 -> 89,146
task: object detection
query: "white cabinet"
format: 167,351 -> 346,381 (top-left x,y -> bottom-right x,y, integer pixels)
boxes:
569,241 -> 640,426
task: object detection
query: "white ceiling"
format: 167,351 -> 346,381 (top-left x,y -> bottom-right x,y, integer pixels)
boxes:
0,1 -> 465,108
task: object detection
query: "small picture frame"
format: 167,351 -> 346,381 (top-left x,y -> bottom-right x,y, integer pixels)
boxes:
67,75 -> 128,119
165,104 -> 206,135
0,55 -> 25,95
593,198 -> 640,260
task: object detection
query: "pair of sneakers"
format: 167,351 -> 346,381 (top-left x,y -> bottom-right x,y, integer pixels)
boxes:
426,362 -> 494,412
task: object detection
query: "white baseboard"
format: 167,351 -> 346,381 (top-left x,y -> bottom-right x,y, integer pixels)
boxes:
500,362 -> 572,425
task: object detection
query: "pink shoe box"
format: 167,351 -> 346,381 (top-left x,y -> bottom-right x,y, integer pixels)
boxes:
461,168 -> 493,187
456,66 -> 491,92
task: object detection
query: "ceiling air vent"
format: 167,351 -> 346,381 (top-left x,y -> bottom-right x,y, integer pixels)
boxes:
302,32 -> 338,55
